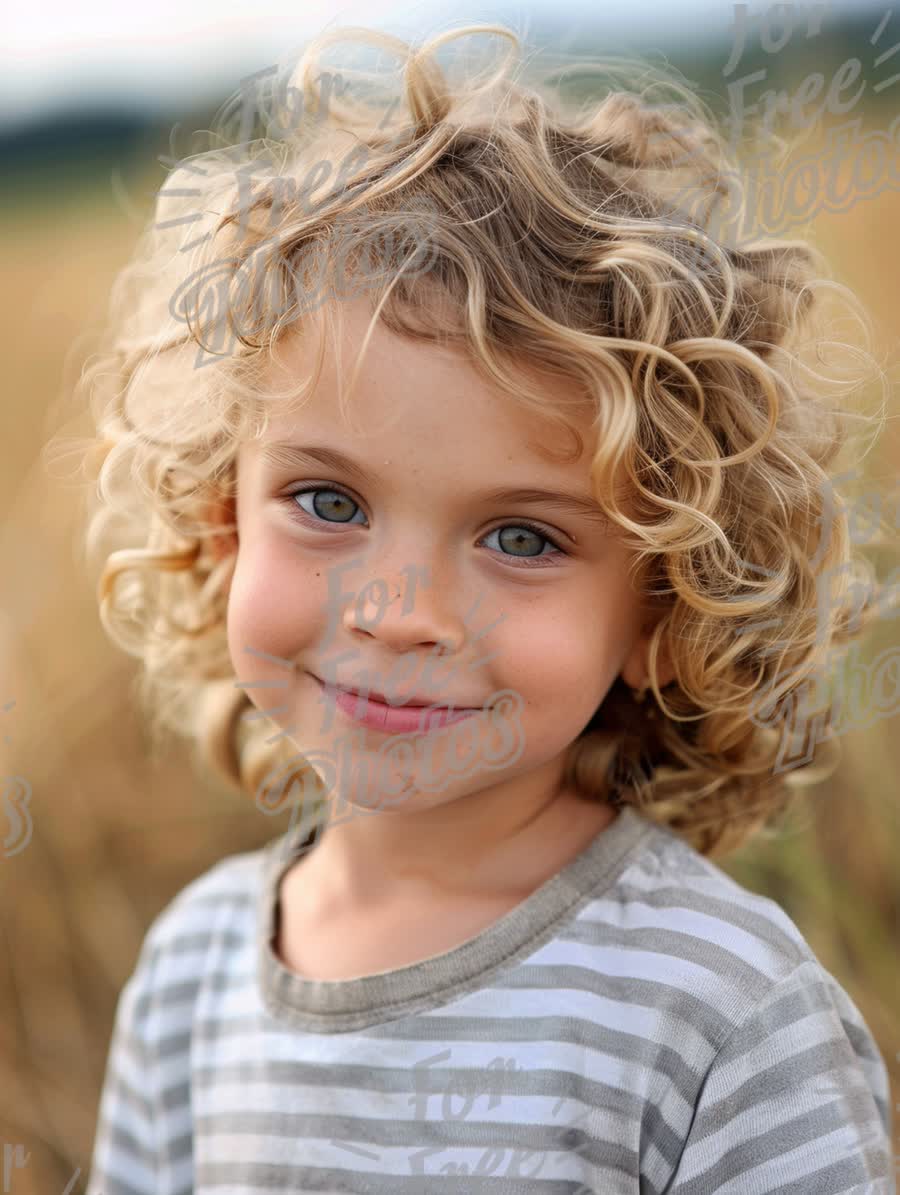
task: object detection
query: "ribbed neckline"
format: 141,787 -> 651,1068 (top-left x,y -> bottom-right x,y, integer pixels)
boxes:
257,803 -> 655,1032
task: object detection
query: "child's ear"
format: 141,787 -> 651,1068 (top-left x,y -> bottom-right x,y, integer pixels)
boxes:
204,487 -> 239,562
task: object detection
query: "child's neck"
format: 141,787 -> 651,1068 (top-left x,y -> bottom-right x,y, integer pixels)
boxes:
283,785 -> 617,921
274,789 -> 618,982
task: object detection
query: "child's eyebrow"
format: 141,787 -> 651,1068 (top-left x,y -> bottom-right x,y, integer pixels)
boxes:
259,441 -> 612,526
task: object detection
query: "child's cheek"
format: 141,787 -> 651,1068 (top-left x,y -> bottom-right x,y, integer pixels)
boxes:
503,600 -> 626,739
225,536 -> 326,680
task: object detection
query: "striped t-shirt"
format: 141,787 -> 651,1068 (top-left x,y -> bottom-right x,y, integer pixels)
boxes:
86,803 -> 896,1194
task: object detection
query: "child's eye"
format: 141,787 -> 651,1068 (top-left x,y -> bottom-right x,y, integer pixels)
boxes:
480,523 -> 567,567
287,485 -> 367,525
281,486 -> 568,567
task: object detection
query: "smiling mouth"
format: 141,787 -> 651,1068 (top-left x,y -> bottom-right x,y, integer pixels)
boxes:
311,675 -> 479,710
309,675 -> 483,734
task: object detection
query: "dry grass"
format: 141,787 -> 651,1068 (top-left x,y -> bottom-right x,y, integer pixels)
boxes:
1,117 -> 897,1188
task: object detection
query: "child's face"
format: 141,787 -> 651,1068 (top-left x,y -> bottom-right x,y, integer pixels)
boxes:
227,297 -> 660,826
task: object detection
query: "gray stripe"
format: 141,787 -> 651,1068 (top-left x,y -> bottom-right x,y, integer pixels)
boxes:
158,1078 -> 191,1117
147,928 -> 248,955
671,1100 -> 890,1193
195,1157 -> 627,1192
842,1015 -> 892,1065
158,1129 -> 193,1166
88,1161 -> 157,1195
584,880 -> 803,958
181,1009 -> 713,1100
689,1040 -> 883,1145
106,1122 -> 157,1169
761,1157 -> 896,1195
155,1028 -> 193,1061
559,924 -> 779,998
104,1071 -> 156,1121
501,966 -> 747,1045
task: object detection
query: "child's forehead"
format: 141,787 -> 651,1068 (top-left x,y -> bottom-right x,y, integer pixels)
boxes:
241,410 -> 598,490
246,304 -> 601,469
245,392 -> 598,478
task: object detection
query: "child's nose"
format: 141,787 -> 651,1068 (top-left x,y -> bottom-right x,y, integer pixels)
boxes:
341,570 -> 467,658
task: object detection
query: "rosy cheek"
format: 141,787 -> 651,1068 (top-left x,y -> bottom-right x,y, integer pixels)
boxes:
226,539 -> 328,673
498,615 -> 605,714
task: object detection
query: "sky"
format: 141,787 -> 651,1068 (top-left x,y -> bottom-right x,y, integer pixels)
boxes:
3,0 -> 768,130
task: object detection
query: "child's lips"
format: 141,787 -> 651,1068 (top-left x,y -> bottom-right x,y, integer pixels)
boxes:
311,675 -> 482,734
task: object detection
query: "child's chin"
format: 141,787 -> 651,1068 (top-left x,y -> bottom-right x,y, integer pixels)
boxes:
326,768 -> 478,822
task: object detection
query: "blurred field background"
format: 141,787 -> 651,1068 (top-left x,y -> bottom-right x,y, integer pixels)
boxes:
1,4 -> 899,1189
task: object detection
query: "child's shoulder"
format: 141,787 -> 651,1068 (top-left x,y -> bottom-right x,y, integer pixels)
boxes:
144,840 -> 271,951
607,811 -> 868,1031
125,837 -> 275,1005
610,818 -> 895,1186
605,814 -> 893,1133
621,812 -> 815,955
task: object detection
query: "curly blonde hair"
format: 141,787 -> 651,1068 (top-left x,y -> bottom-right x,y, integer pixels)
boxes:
55,22 -> 895,858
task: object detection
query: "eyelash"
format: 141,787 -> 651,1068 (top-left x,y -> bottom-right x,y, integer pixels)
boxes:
280,484 -> 568,567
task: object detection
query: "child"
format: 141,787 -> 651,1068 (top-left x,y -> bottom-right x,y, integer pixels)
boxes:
77,22 -> 895,1194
